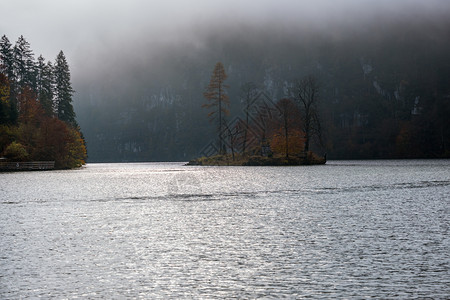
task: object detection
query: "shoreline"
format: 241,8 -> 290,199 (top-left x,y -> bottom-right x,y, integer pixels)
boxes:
186,153 -> 326,166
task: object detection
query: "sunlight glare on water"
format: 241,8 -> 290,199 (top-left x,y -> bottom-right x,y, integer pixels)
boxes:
0,160 -> 449,298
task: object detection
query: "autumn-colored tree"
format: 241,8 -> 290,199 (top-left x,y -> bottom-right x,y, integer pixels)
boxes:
0,73 -> 10,103
3,141 -> 28,161
14,87 -> 44,153
203,62 -> 230,154
18,86 -> 44,125
66,127 -> 87,167
34,117 -> 86,168
270,98 -> 304,158
0,34 -> 86,169
270,128 -> 305,158
0,124 -> 18,154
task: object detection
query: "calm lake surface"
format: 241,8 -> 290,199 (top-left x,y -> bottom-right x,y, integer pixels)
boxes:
1,160 -> 449,299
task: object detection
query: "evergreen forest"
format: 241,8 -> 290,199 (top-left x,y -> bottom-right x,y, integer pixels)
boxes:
0,35 -> 86,169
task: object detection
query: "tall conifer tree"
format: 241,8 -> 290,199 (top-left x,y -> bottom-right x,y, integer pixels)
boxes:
0,35 -> 14,80
203,62 -> 230,154
54,50 -> 76,126
0,35 -> 18,123
13,35 -> 36,92
36,55 -> 54,116
0,73 -> 11,124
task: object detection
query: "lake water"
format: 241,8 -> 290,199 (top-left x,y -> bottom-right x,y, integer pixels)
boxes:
1,160 -> 449,299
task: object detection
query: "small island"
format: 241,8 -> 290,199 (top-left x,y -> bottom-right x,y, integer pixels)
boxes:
190,63 -> 326,167
187,152 -> 326,166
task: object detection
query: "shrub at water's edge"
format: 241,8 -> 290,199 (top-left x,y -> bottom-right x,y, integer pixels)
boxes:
0,118 -> 87,169
2,141 -> 29,161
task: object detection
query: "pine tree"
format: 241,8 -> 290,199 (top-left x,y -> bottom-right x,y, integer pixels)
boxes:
13,35 -> 36,92
0,35 -> 18,123
54,50 -> 76,126
0,73 -> 11,124
36,55 -> 54,116
0,35 -> 14,81
203,62 -> 230,154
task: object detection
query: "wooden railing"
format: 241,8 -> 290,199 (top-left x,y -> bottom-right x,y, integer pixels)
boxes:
0,161 -> 55,171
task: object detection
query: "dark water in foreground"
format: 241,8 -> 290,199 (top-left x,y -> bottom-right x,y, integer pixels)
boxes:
1,160 -> 449,299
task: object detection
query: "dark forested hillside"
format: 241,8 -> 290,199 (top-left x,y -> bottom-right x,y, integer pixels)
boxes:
74,16 -> 450,162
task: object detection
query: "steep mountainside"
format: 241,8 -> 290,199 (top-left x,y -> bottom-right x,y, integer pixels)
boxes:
74,17 -> 450,161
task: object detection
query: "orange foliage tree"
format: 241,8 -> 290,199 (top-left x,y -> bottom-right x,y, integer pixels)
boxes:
2,86 -> 86,168
270,128 -> 305,158
34,117 -> 86,168
269,98 -> 305,158
203,62 -> 230,154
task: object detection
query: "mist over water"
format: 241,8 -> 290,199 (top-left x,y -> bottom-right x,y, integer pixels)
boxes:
1,160 -> 449,298
3,1 -> 449,88
69,0 -> 450,85
1,2 -> 450,298
4,1 -> 449,162
72,6 -> 450,162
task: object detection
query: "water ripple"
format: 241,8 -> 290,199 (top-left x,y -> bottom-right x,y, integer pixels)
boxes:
0,160 -> 449,298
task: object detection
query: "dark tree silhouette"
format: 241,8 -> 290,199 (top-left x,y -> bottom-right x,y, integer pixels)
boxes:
0,35 -> 14,82
54,51 -> 76,127
0,35 -> 17,123
273,98 -> 303,158
240,82 -> 258,154
13,35 -> 36,92
296,75 -> 322,154
202,62 -> 230,154
36,55 -> 54,116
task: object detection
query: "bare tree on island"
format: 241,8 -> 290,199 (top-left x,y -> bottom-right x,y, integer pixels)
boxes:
240,82 -> 258,155
202,62 -> 230,154
296,75 -> 322,154
273,98 -> 302,159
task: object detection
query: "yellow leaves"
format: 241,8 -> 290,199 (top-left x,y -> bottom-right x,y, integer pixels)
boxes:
0,73 -> 10,103
212,62 -> 228,82
203,62 -> 229,108
270,128 -> 305,157
203,62 -> 230,140
18,87 -> 44,125
207,111 -> 216,117
3,141 -> 29,161
67,127 -> 87,167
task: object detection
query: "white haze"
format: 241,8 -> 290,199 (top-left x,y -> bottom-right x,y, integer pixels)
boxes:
1,0 -> 449,80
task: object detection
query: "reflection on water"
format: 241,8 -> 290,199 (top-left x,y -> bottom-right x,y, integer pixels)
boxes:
1,160 -> 449,298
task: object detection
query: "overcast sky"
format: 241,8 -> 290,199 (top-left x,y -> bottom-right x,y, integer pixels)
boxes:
1,0 -> 448,76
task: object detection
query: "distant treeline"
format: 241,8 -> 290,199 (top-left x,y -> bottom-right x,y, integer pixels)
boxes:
76,17 -> 450,161
0,35 -> 86,168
